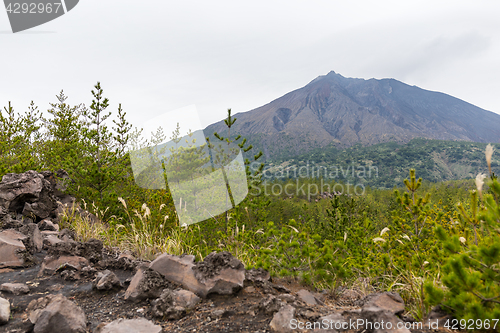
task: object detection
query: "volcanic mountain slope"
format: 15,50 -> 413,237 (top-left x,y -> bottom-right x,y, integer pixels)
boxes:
205,71 -> 500,160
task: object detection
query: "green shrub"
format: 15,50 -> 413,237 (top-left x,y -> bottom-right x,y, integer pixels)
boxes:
426,145 -> 500,331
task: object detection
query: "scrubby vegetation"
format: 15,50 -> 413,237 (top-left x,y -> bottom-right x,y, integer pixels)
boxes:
2,83 -> 500,330
263,139 -> 500,189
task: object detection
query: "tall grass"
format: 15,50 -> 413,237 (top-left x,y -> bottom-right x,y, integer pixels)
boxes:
58,195 -> 265,269
57,200 -> 118,245
57,198 -> 205,261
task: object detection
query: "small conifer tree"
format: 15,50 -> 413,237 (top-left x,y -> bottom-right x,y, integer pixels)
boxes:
426,144 -> 500,329
65,82 -> 132,217
42,90 -> 86,173
206,108 -> 264,234
0,101 -> 42,176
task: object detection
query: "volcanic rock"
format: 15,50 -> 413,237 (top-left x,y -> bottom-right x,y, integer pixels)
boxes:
95,318 -> 162,333
0,229 -> 29,268
28,294 -> 86,333
0,297 -> 10,325
269,304 -> 295,333
0,282 -> 30,295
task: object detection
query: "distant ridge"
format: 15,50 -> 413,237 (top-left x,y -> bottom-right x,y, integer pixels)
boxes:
205,71 -> 500,160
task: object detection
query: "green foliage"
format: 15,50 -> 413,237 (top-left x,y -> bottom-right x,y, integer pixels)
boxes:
0,101 -> 43,176
391,169 -> 433,269
161,123 -> 212,222
425,147 -> 500,331
263,139 -> 500,189
321,195 -> 378,273
256,219 -> 348,289
62,82 -> 132,219
42,90 -> 86,173
206,108 -> 264,233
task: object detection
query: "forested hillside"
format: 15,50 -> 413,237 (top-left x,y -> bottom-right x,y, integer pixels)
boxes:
263,138 -> 500,189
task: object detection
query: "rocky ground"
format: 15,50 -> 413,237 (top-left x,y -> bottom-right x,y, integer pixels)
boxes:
0,171 -> 459,333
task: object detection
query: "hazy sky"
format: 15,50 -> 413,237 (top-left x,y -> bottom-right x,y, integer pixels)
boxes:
1,0 -> 499,139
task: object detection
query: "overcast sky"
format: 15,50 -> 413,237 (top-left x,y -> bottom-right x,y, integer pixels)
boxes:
1,0 -> 499,139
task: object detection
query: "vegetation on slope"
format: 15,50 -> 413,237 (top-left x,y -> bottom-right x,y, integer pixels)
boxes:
2,84 -> 500,331
263,139 -> 500,189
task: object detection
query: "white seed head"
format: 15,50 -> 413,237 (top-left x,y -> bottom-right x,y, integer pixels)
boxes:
380,227 -> 390,236
475,173 -> 487,196
486,144 -> 494,168
373,237 -> 386,243
118,197 -> 127,209
459,237 -> 466,244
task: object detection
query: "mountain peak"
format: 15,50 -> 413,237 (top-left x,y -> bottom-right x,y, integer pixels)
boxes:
205,72 -> 500,160
309,70 -> 345,85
